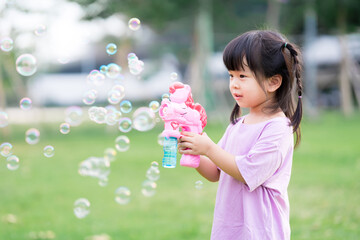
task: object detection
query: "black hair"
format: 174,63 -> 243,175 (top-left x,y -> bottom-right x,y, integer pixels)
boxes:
223,30 -> 303,147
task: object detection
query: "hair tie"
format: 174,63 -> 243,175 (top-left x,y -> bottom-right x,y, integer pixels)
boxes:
298,95 -> 302,99
284,42 -> 288,48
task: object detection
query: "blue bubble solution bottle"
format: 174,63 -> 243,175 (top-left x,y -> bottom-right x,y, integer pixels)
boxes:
162,137 -> 178,168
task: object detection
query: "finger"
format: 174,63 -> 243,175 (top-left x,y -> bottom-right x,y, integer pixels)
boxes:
178,142 -> 192,149
181,131 -> 196,137
178,136 -> 192,143
179,149 -> 195,155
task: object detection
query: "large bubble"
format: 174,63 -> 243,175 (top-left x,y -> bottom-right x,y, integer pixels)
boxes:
73,198 -> 90,219
6,155 -> 20,170
115,135 -> 130,152
132,107 -> 156,132
120,100 -> 132,113
114,186 -> 131,205
16,54 -> 37,76
106,63 -> 121,79
25,128 -> 40,144
0,111 -> 9,128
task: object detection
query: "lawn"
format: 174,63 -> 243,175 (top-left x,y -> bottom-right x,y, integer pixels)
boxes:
0,111 -> 359,239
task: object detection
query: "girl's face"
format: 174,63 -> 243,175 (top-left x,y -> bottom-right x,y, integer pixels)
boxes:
228,64 -> 269,111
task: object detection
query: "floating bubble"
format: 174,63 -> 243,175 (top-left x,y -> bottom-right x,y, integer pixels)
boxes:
65,106 -> 83,126
16,54 -> 37,76
146,165 -> 160,182
129,59 -> 144,75
104,148 -> 117,162
98,177 -> 108,187
161,93 -> 170,101
0,111 -> 9,128
0,37 -> 13,52
43,145 -> 55,158
120,100 -> 132,113
128,18 -> 141,31
25,128 -> 40,145
170,72 -> 178,81
78,157 -> 110,180
118,117 -> 132,133
19,97 -> 32,110
87,70 -> 105,86
82,89 -> 97,105
73,198 -> 90,219
111,85 -> 125,99
115,186 -> 131,205
141,180 -> 157,197
105,112 -> 118,126
157,133 -> 165,146
127,53 -> 137,60
0,142 -> 13,157
106,63 -> 121,79
107,89 -> 122,104
195,180 -> 204,190
149,101 -> 160,112
132,107 -> 156,132
90,107 -> 107,124
7,155 -> 19,170
151,161 -> 159,168
59,122 -> 70,134
115,135 -> 130,152
34,24 -> 47,36
99,65 -> 108,74
106,43 -> 117,55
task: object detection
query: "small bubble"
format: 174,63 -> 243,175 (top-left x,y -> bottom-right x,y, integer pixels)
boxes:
6,155 -> 20,170
43,145 -> 55,158
120,100 -> 132,113
149,100 -> 160,112
128,18 -> 141,31
16,54 -> 37,77
0,142 -> 13,157
73,198 -> 90,219
141,180 -> 157,197
115,186 -> 131,205
118,117 -> 132,133
20,97 -> 32,110
59,122 -> 70,134
0,37 -> 13,52
106,43 -> 117,55
0,111 -> 8,128
170,72 -> 178,81
115,135 -> 130,152
34,24 -> 47,36
195,180 -> 204,190
25,128 -> 40,145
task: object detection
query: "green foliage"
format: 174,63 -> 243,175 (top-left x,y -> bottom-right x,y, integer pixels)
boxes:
0,112 -> 360,239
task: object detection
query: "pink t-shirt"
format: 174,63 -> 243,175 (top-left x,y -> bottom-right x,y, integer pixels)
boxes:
211,116 -> 293,240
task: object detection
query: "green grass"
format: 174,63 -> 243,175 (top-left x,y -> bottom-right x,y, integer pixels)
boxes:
0,111 -> 359,239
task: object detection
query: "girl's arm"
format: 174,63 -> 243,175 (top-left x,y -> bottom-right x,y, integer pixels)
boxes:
196,155 -> 220,182
179,132 -> 246,184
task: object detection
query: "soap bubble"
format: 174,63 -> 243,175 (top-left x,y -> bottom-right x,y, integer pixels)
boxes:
132,107 -> 156,132
106,63 -> 121,79
0,111 -> 9,128
98,177 -> 108,187
87,70 -> 105,86
128,18 -> 141,31
0,37 -> 13,52
82,89 -> 97,105
195,180 -> 204,190
107,89 -> 123,104
111,85 -> 125,99
141,180 -> 157,197
146,165 -> 160,182
65,106 -> 83,126
73,198 -> 90,219
115,135 -> 130,152
170,72 -> 178,81
99,65 -> 108,74
16,54 -> 37,76
43,145 -> 55,158
59,122 -> 70,134
106,43 -> 117,55
120,100 -> 132,113
105,112 -> 118,126
0,142 -> 13,157
90,107 -> 107,124
104,148 -> 117,162
127,53 -> 137,60
149,101 -> 160,112
157,133 -> 165,146
118,117 -> 132,133
34,24 -> 47,36
161,93 -> 170,101
19,97 -> 32,110
78,157 -> 110,180
115,186 -> 131,205
6,155 -> 19,170
25,128 -> 40,145
151,161 -> 159,168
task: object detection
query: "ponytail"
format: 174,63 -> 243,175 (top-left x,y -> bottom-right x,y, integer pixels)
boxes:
283,42 -> 303,147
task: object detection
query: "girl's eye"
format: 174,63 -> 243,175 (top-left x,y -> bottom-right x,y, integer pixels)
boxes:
229,74 -> 233,79
239,75 -> 246,78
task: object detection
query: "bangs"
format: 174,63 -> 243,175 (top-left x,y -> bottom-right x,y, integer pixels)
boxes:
222,31 -> 263,77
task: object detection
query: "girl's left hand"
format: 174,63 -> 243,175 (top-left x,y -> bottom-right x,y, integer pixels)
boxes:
178,131 -> 214,156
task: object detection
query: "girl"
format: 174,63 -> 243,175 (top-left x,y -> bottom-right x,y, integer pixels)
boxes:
178,30 -> 303,240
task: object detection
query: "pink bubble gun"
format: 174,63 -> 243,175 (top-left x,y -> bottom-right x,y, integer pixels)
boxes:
159,82 -> 207,168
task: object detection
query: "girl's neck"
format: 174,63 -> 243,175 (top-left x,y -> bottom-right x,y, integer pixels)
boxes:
243,108 -> 285,124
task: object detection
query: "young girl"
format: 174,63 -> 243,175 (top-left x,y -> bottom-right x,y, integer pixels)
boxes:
178,30 -> 303,240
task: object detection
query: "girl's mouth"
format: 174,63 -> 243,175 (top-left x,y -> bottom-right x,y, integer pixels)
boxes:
233,93 -> 242,100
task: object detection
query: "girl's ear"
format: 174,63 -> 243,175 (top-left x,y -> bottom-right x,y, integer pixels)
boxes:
266,74 -> 282,93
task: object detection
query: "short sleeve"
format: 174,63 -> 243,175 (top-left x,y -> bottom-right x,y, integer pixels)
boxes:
236,121 -> 292,192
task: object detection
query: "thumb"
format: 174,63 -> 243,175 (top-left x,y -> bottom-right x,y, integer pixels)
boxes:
201,132 -> 208,137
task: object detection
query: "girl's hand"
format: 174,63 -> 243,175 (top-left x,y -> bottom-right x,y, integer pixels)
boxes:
178,131 -> 214,156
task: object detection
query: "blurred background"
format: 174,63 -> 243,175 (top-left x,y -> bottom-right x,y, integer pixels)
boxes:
0,0 -> 359,239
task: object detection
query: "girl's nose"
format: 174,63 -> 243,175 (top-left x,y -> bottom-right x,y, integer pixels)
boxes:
230,80 -> 240,89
